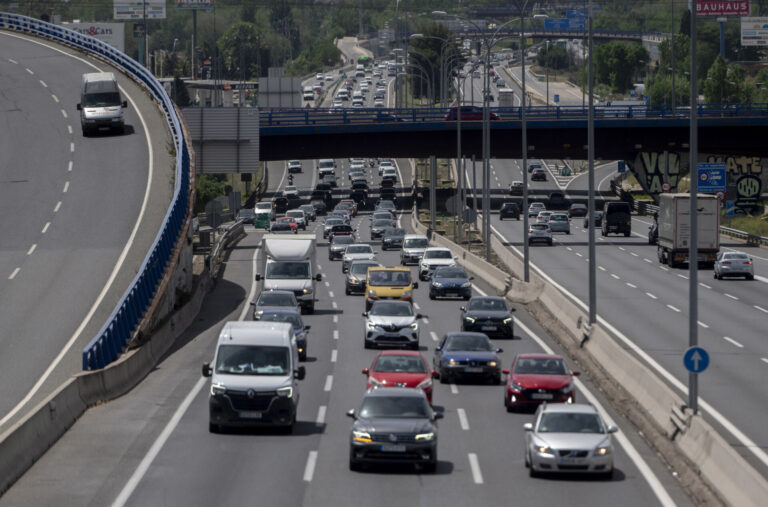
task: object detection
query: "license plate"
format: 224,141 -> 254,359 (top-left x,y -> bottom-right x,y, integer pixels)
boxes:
380,444 -> 406,452
446,292 -> 459,297
531,393 -> 553,400
239,411 -> 263,419
559,457 -> 584,464
481,325 -> 496,331
465,367 -> 484,373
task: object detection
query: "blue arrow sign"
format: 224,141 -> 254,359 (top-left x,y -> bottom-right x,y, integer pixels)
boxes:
725,200 -> 735,217
683,347 -> 710,373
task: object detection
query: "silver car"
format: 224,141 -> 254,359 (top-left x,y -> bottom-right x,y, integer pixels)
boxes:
714,251 -> 755,280
363,300 -> 423,349
528,223 -> 553,246
419,247 -> 457,281
536,211 -> 553,224
299,204 -> 316,222
342,244 -> 377,273
547,213 -> 571,234
524,403 -> 618,478
528,202 -> 546,217
345,260 -> 381,295
400,234 -> 430,265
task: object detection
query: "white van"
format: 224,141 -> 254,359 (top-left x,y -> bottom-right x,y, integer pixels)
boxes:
203,321 -> 306,433
76,72 -> 127,136
317,159 -> 336,177
302,86 -> 314,101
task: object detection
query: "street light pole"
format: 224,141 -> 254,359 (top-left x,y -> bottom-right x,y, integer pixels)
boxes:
521,10 -> 530,282
587,0 -> 596,325
545,39 -> 550,109
688,0 -> 700,415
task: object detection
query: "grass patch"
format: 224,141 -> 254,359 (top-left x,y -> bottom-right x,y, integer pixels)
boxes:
721,210 -> 768,236
415,159 -> 454,189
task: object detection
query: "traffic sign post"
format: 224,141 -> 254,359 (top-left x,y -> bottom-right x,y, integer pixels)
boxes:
684,346 -> 709,413
661,181 -> 671,192
697,162 -> 726,194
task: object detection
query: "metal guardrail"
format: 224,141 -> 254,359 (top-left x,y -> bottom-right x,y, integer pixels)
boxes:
0,13 -> 191,370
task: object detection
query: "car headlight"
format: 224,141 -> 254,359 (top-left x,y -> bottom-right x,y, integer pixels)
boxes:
420,262 -> 428,269
503,317 -> 513,325
210,383 -> 226,396
594,446 -> 611,456
535,445 -> 554,456
448,359 -> 457,366
369,376 -> 384,387
401,290 -> 412,298
416,378 -> 433,389
560,383 -> 574,394
303,288 -> 312,295
367,321 -> 376,329
368,290 -> 378,298
464,316 -> 476,323
432,282 -> 443,288
509,382 -> 523,392
410,322 -> 419,330
415,432 -> 435,441
353,430 -> 372,443
461,281 -> 471,288
489,361 -> 498,367
276,386 -> 293,398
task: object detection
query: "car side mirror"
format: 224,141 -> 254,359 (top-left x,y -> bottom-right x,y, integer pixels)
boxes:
294,366 -> 306,380
249,301 -> 255,306
362,311 -> 368,317
305,325 -> 311,331
362,368 -> 369,375
122,100 -> 128,108
523,423 -> 533,432
496,348 -> 504,353
202,362 -> 212,377
431,370 -> 439,378
502,368 -> 510,375
255,274 -> 262,281
510,308 -> 517,312
460,306 -> 465,312
607,425 -> 619,433
76,103 -> 82,110
416,314 -> 424,319
468,276 -> 474,281
413,281 -> 419,289
432,412 -> 444,421
315,273 -> 322,281
572,370 -> 581,376
435,345 -> 442,351
346,409 -> 357,419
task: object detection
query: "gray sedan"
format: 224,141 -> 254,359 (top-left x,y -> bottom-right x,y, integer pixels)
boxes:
363,300 -> 423,349
714,251 -> 755,280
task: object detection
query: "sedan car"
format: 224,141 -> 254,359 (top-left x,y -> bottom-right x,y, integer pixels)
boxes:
419,247 -> 457,281
429,266 -> 473,300
548,213 -> 571,234
363,300 -> 423,349
528,202 -> 546,217
251,290 -> 300,319
342,244 -> 377,273
345,260 -> 381,295
531,168 -> 547,181
283,185 -> 300,199
287,160 -> 302,173
329,234 -> 356,260
503,354 -> 580,411
269,222 -> 295,234
375,200 -> 397,214
509,181 -> 524,195
536,211 -> 553,224
275,216 -> 298,233
285,210 -> 307,230
499,201 -> 520,220
528,223 -> 553,245
568,203 -> 589,218
524,403 -> 618,478
323,218 -> 345,238
433,332 -> 503,384
236,208 -> 257,225
347,388 -> 441,472
299,204 -> 316,222
256,309 -> 311,361
381,227 -> 406,250
460,296 -> 515,339
362,351 -> 436,403
714,251 -> 755,280
583,210 -> 603,227
371,218 -> 395,239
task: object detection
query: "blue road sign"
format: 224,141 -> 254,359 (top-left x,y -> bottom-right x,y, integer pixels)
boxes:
683,347 -> 710,373
697,162 -> 726,193
553,94 -> 559,103
725,200 -> 735,216
617,161 -> 626,173
545,18 -> 570,30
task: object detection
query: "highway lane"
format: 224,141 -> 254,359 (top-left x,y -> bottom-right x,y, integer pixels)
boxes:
0,32 -> 175,429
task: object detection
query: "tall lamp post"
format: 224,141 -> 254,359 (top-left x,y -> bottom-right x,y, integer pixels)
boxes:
545,39 -> 550,109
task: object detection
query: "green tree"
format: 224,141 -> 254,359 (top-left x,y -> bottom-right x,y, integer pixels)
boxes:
171,76 -> 191,107
195,175 -> 227,214
595,41 -> 649,92
537,43 -> 568,71
217,21 -> 261,80
408,22 -> 464,104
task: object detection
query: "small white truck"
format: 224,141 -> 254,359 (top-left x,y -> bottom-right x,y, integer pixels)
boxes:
656,193 -> 720,268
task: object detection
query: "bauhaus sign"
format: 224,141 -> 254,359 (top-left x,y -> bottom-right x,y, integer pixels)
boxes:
696,0 -> 750,17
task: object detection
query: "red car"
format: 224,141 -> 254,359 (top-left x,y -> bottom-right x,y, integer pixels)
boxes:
276,216 -> 298,233
502,353 -> 580,412
444,105 -> 499,121
362,351 -> 437,403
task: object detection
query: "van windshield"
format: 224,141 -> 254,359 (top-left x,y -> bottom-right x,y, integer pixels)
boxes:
404,238 -> 428,248
368,270 -> 411,286
216,345 -> 290,375
83,92 -> 121,107
266,262 -> 310,279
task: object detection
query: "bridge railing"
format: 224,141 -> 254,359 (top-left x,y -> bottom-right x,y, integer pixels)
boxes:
0,13 -> 191,371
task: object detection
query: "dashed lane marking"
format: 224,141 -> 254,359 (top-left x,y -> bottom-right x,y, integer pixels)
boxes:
698,321 -> 709,329
61,109 -> 67,118
625,282 -> 637,288
646,292 -> 657,299
316,406 -> 326,427
303,451 -> 318,482
724,293 -> 739,301
324,375 -> 333,391
328,290 -> 335,298
699,283 -> 711,289
39,79 -> 47,87
41,222 -> 50,234
62,181 -> 69,193
598,266 -> 606,272
450,384 -> 459,394
667,304 -> 681,313
457,408 -> 470,430
755,305 -> 768,314
610,274 -> 620,280
9,268 -> 20,279
723,336 -> 744,348
333,330 -> 339,340
468,453 -> 484,484
53,201 -> 61,213
430,331 -> 438,341
27,244 -> 37,255
331,349 -> 337,362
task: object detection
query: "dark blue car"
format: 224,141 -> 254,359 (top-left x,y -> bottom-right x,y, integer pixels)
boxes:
428,266 -> 473,300
256,309 -> 311,361
433,332 -> 503,385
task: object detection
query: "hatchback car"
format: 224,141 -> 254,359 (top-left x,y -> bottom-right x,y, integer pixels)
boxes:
536,211 -> 553,224
714,251 -> 754,280
433,332 -> 503,384
524,403 -> 618,478
531,168 -> 547,181
256,310 -> 311,361
251,290 -> 300,319
528,202 -> 546,217
460,296 -> 515,339
509,181 -> 524,195
429,266 -> 473,300
381,227 -> 406,250
503,354 -> 580,411
400,234 -> 430,265
285,210 -> 307,230
499,201 -> 521,220
371,218 -> 395,239
347,388 -> 441,472
362,351 -> 436,403
528,223 -> 553,245
568,203 -> 588,218
583,210 -> 603,227
363,300 -> 423,349
329,234 -> 356,260
342,244 -> 377,273
345,260 -> 381,295
548,213 -> 571,234
419,247 -> 457,281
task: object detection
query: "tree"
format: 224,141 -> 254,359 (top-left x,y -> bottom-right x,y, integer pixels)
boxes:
217,22 -> 261,80
171,76 -> 191,107
408,22 -> 465,103
537,43 -> 568,71
595,41 -> 649,92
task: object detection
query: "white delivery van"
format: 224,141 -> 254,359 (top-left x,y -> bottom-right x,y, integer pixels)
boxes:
76,72 -> 127,136
302,86 -> 315,101
203,321 -> 306,433
256,234 -> 322,313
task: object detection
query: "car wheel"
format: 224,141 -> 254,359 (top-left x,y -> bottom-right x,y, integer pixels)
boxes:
499,217 -> 503,221
305,304 -> 314,315
624,231 -> 630,237
747,274 -> 754,280
492,374 -> 501,385
547,240 -> 553,246
364,339 -> 372,349
422,461 -> 437,473
601,469 -> 614,480
346,287 -> 351,295
439,372 -> 449,384
349,457 -> 362,472
529,466 -> 539,478
429,291 -> 435,300
713,272 -> 718,279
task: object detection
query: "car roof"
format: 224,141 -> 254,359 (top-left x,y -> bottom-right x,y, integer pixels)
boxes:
364,386 -> 426,398
539,403 -> 597,414
516,353 -> 564,360
218,321 -> 293,347
469,295 -> 505,302
445,331 -> 490,340
404,234 -> 428,240
424,247 -> 451,252
378,350 -> 424,357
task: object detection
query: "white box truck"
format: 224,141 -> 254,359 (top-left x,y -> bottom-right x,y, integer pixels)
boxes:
497,88 -> 515,107
656,193 -> 720,268
256,234 -> 321,313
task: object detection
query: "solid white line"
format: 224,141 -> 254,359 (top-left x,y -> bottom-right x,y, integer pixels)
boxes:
625,282 -> 637,289
52,94 -> 59,103
468,453 -> 484,484
610,274 -> 620,280
53,201 -> 62,213
450,384 -> 459,394
8,268 -> 20,280
316,406 -> 327,427
457,408 -> 470,430
62,181 -> 69,193
328,290 -> 335,298
61,109 -> 67,118
41,222 -> 50,234
39,79 -> 47,87
666,304 -> 681,313
331,349 -> 338,362
723,336 -> 744,348
699,283 -> 711,289
324,375 -> 333,391
111,377 -> 206,507
724,293 -> 739,300
646,292 -> 657,299
27,244 -> 36,255
430,331 -> 438,341
698,321 -> 709,329
303,451 -> 318,482
754,305 -> 768,314
67,160 -> 73,172
333,330 -> 339,340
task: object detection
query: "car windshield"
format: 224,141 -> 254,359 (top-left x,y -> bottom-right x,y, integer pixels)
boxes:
265,262 -> 310,279
435,267 -> 467,278
377,202 -> 396,210
286,211 -> 302,218
373,219 -> 392,227
370,301 -> 414,316
550,214 -> 568,221
531,224 -> 547,231
258,312 -> 303,330
332,236 -> 355,246
83,92 -> 121,107
425,250 -> 452,259
468,298 -> 507,311
257,292 -> 296,306
514,357 -> 567,375
255,203 -> 272,210
530,203 -> 545,209
444,335 -> 493,352
368,270 -> 411,286
346,245 -> 372,254
238,210 -> 255,218
384,229 -> 405,238
373,355 -> 427,373
537,412 -> 604,433
404,238 -> 428,248
350,262 -> 377,275
358,395 -> 430,419
215,345 -> 289,376
325,219 -> 343,227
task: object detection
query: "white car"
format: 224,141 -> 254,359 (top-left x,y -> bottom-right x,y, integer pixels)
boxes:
378,160 -> 395,176
342,244 -> 377,273
283,185 -> 299,199
361,83 -> 369,93
381,167 -> 398,182
287,160 -> 302,173
419,247 -> 457,280
254,201 -> 276,221
332,98 -> 343,108
316,73 -> 324,80
528,202 -> 546,217
325,73 -> 334,81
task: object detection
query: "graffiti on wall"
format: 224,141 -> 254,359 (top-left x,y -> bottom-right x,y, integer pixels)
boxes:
704,155 -> 764,212
630,151 -> 685,194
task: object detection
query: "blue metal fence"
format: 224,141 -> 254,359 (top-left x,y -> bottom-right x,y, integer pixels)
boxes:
0,13 -> 191,371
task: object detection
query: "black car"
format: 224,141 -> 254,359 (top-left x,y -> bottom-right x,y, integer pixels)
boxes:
433,332 -> 503,384
601,201 -> 632,237
348,388 -> 441,472
381,227 -> 406,250
236,208 -> 257,225
273,197 -> 289,214
322,174 -> 338,187
351,179 -> 369,192
329,234 -> 355,260
548,191 -> 569,210
531,168 -> 547,181
370,218 -> 394,239
429,266 -> 473,300
582,210 -> 603,227
379,188 -> 398,203
349,189 -> 368,207
460,296 -> 516,339
568,203 -> 588,218
499,202 -> 520,220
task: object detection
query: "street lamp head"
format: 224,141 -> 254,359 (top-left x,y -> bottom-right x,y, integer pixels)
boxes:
533,14 -> 549,20
432,10 -> 447,16
411,33 -> 424,39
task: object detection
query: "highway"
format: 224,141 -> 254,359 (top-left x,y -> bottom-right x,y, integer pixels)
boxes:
1,153 -> 691,506
0,32 -> 175,431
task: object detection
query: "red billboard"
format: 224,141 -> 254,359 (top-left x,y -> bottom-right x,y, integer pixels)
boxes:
696,0 -> 751,17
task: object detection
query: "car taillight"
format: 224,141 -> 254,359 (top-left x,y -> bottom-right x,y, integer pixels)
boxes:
547,229 -> 552,233
721,261 -> 731,265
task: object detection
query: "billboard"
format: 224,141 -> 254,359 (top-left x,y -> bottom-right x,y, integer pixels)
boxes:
741,17 -> 768,46
175,0 -> 215,10
114,1 -> 167,20
696,0 -> 750,17
62,22 -> 125,52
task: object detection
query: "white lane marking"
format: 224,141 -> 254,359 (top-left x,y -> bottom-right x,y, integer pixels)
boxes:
489,224 -> 768,470
598,266 -> 606,272
468,453 -> 484,484
317,264 -> 322,270
333,330 -> 339,340
67,125 -> 72,134
566,246 -> 573,251
331,349 -> 338,362
677,274 -> 688,279
328,290 -> 335,298
756,275 -> 768,284
430,331 -> 438,342
62,181 -> 69,193
8,267 -> 20,280
53,201 -> 62,213
8,58 -> 17,64
316,406 -> 327,427
303,451 -> 318,482
659,266 -> 668,271
41,222 -> 50,234
723,336 -> 744,348
111,376 -> 206,507
324,375 -> 333,391
575,252 -> 583,257
630,252 -> 639,257
67,160 -> 73,172
618,246 -> 625,251
698,321 -> 709,329
450,384 -> 459,394
666,304 -> 681,313
413,302 -> 421,310
423,317 -> 430,324
699,283 -> 711,289
644,258 -> 653,263
39,79 -> 47,87
333,315 -> 338,323
52,94 -> 59,103
27,244 -> 37,255
761,358 -> 768,365
724,293 -> 739,300
755,305 -> 768,314
61,109 -> 67,118
457,408 -> 470,430
25,67 -> 33,74
238,246 -> 260,321
324,281 -> 330,287
625,282 -> 637,289
610,274 -> 620,280
332,301 -> 338,309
